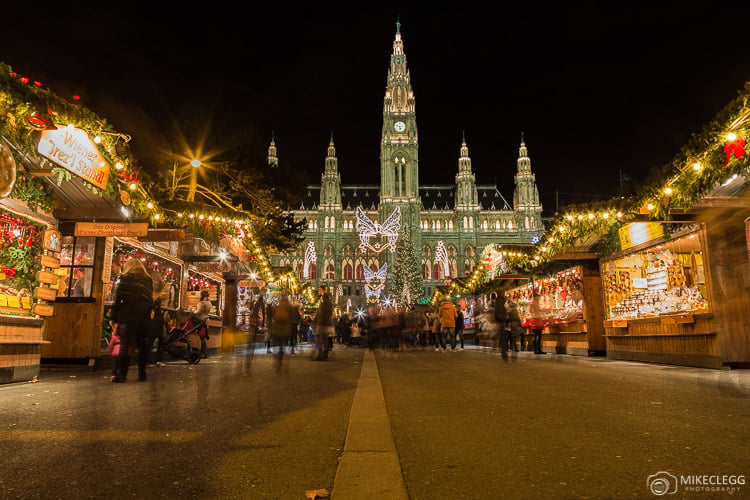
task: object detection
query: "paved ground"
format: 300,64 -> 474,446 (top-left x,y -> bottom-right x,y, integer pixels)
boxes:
1,344 -> 748,499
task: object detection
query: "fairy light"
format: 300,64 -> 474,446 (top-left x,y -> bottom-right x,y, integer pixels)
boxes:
727,132 -> 737,141
664,187 -> 673,195
647,203 -> 655,211
154,213 -> 161,221
602,212 -> 609,219
115,162 -> 124,170
146,202 -> 153,209
129,182 -> 137,190
93,136 -> 101,144
692,162 -> 702,171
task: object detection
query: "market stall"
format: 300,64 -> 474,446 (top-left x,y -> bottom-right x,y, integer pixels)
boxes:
601,223 -> 719,368
505,264 -> 605,355
184,266 -> 224,354
0,204 -> 55,383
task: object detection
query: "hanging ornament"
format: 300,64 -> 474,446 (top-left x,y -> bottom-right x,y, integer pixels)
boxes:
24,111 -> 56,131
723,136 -> 746,166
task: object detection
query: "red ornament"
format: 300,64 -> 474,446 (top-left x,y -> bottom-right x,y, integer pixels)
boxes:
20,77 -> 28,84
73,95 -> 80,101
724,137 -> 746,166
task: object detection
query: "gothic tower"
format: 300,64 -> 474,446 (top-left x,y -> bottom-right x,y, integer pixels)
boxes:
379,20 -> 422,268
454,132 -> 480,234
513,134 -> 543,240
267,132 -> 278,168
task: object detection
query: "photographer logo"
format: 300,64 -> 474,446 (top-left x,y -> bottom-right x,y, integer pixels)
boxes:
647,471 -> 678,496
647,471 -> 746,495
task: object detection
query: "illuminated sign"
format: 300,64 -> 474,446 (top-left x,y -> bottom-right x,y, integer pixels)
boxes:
484,248 -> 504,271
37,126 -> 110,189
75,222 -> 148,237
618,223 -> 664,251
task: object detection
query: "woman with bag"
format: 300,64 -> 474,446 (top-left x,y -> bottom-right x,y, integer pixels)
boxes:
110,258 -> 154,382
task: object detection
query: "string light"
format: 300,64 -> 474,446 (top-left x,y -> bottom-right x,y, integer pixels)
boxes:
664,187 -> 673,196
692,162 -> 702,171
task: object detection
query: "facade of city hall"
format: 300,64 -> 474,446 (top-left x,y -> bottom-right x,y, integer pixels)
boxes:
269,23 -> 544,307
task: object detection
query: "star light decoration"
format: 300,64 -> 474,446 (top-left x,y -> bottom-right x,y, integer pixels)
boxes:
356,206 -> 400,254
364,262 -> 387,301
303,241 -> 316,279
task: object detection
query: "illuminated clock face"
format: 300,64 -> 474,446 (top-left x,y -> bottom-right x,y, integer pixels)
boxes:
394,121 -> 406,132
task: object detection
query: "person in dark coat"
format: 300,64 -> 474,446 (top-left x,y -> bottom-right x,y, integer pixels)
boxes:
110,258 -> 154,382
494,291 -> 509,360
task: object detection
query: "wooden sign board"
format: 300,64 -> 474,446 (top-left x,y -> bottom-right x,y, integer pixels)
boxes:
43,230 -> 62,253
37,270 -> 60,285
34,287 -> 58,301
75,222 -> 148,237
605,319 -> 628,328
37,126 -> 110,189
32,303 -> 55,317
41,254 -> 60,268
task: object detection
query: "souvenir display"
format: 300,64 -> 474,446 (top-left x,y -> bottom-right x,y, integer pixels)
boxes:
602,232 -> 709,320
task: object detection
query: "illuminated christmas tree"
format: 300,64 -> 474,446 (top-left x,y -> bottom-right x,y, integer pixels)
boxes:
388,229 -> 424,306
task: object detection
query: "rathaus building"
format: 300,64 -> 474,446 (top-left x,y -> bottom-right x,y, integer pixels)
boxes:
269,22 -> 543,307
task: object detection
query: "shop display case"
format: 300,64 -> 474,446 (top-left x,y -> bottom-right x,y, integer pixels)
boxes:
601,224 -> 721,369
505,265 -> 605,355
602,228 -> 710,322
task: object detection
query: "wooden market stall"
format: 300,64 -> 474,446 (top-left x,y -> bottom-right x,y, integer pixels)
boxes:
505,264 -> 606,356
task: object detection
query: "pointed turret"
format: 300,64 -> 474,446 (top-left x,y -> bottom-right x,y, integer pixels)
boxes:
320,133 -> 342,208
455,132 -> 478,208
267,131 -> 278,168
513,134 -> 543,238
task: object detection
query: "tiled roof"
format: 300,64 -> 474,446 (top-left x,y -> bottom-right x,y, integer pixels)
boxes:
296,184 -> 511,211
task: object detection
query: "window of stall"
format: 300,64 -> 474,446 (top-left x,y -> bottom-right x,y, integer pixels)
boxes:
186,269 -> 223,317
602,228 -> 710,320
105,239 -> 183,309
55,235 -> 96,299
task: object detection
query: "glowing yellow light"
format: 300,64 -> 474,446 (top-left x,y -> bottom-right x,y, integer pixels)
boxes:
647,203 -> 654,211
566,215 -> 573,221
208,215 -> 214,221
602,212 -> 609,219
541,246 -> 547,252
558,226 -> 565,232
115,162 -> 124,170
616,211 -> 623,218
692,162 -> 702,171
146,202 -> 153,209
189,213 -> 195,219
664,187 -> 673,195
727,132 -> 737,141
578,215 -> 584,221
548,237 -> 554,243
198,214 -> 205,220
588,213 -> 595,220
93,136 -> 101,144
129,183 -> 136,190
177,212 -> 183,217
191,159 -> 202,168
154,213 -> 161,220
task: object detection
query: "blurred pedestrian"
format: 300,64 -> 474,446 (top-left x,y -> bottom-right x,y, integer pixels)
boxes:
190,290 -> 212,358
455,307 -> 465,351
530,293 -> 546,354
270,290 -> 293,362
288,300 -> 301,355
110,258 -> 154,382
494,292 -> 509,360
314,286 -> 333,360
506,300 -> 521,352
438,298 -> 457,352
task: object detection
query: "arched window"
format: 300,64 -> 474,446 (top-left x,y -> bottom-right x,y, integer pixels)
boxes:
435,220 -> 441,231
432,263 -> 440,280
482,220 -> 488,230
309,263 -> 317,280
296,263 -> 303,280
422,263 -> 430,280
465,259 -> 473,275
344,263 -> 353,281
469,217 -> 473,229
463,217 -> 468,230
325,263 -> 335,280
356,264 -> 365,281
508,221 -> 513,230
330,216 -> 336,230
324,216 -> 329,229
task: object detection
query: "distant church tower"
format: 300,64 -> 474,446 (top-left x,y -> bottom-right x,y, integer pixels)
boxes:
379,19 -> 422,260
267,132 -> 278,168
513,134 -> 543,237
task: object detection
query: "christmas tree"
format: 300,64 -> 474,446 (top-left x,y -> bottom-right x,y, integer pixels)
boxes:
388,228 -> 424,306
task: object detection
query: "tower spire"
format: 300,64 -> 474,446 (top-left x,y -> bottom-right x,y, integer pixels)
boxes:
267,131 -> 278,168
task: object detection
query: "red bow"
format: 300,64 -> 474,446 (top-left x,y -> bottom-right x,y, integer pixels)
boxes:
724,137 -> 746,166
2,267 -> 16,278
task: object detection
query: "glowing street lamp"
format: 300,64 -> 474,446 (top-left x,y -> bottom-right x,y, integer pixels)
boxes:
187,159 -> 202,202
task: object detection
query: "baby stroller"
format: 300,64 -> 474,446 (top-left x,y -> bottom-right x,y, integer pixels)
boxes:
160,315 -> 206,364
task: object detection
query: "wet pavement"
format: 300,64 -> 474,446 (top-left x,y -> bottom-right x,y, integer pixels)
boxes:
1,344 -> 748,499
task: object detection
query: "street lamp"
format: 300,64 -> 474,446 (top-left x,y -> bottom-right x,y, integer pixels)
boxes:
187,159 -> 202,202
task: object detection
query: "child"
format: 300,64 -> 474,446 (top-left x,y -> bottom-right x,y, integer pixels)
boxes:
107,325 -> 135,381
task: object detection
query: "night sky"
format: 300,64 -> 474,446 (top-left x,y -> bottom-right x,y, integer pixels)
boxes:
2,2 -> 749,216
